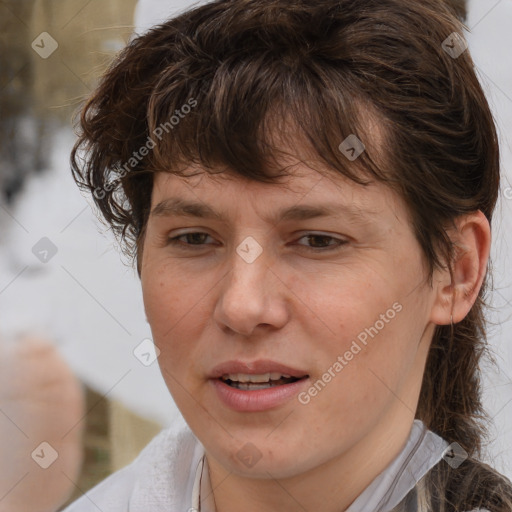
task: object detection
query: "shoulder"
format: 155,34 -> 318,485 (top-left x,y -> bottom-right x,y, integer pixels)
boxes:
60,462 -> 135,512
61,416 -> 202,512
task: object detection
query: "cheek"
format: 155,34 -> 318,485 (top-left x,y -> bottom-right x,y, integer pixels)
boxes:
141,260 -> 220,388
316,295 -> 428,417
141,262 -> 198,340
303,267 -> 425,386
296,268 -> 392,346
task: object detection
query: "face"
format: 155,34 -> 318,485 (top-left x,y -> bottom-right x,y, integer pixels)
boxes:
140,159 -> 441,479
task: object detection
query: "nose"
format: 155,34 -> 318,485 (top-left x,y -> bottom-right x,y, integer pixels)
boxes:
213,242 -> 289,337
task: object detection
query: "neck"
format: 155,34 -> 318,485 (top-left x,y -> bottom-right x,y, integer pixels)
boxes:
207,405 -> 418,512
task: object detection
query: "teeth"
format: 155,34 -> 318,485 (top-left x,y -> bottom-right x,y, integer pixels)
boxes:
234,382 -> 276,390
221,372 -> 292,383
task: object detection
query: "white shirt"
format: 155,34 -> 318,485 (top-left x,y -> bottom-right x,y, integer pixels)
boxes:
62,416 -> 484,512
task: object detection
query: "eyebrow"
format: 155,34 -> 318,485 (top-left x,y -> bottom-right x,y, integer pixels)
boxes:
149,197 -> 376,225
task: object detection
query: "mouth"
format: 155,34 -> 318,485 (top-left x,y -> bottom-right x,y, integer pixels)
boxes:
219,373 -> 308,390
209,360 -> 310,411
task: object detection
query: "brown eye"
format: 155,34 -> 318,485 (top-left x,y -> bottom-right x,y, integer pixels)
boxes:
296,234 -> 348,251
167,232 -> 214,248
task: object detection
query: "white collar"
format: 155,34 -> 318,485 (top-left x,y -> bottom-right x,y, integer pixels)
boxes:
190,419 -> 449,512
192,452 -> 217,512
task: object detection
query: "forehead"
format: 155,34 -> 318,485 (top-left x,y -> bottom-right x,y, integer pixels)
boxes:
149,160 -> 406,228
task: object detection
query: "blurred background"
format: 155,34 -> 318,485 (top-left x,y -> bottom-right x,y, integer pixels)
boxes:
0,0 -> 510,511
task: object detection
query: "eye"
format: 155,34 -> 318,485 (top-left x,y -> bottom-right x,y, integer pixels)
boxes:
295,233 -> 348,252
167,232 -> 215,249
166,231 -> 347,252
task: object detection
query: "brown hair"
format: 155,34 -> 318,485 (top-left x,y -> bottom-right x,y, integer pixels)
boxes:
71,0 -> 511,505
449,0 -> 467,21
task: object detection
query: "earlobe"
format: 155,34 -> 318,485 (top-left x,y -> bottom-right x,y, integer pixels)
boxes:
429,210 -> 491,326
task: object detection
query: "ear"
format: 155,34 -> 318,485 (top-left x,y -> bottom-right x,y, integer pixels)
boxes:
429,210 -> 491,325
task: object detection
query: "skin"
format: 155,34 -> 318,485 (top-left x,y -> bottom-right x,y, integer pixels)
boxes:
140,153 -> 490,512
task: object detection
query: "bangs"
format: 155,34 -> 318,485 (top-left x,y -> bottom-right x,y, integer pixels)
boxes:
145,48 -> 387,187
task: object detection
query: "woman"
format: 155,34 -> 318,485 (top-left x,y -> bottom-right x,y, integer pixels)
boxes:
64,0 -> 512,510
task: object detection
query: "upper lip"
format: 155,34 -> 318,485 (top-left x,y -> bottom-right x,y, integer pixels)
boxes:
209,359 -> 309,379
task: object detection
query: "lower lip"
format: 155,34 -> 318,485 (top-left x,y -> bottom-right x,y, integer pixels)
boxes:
210,377 -> 309,412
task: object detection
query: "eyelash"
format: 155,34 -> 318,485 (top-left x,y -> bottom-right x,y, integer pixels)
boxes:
166,232 -> 348,252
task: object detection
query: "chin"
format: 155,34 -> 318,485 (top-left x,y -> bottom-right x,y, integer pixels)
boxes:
209,439 -> 312,479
